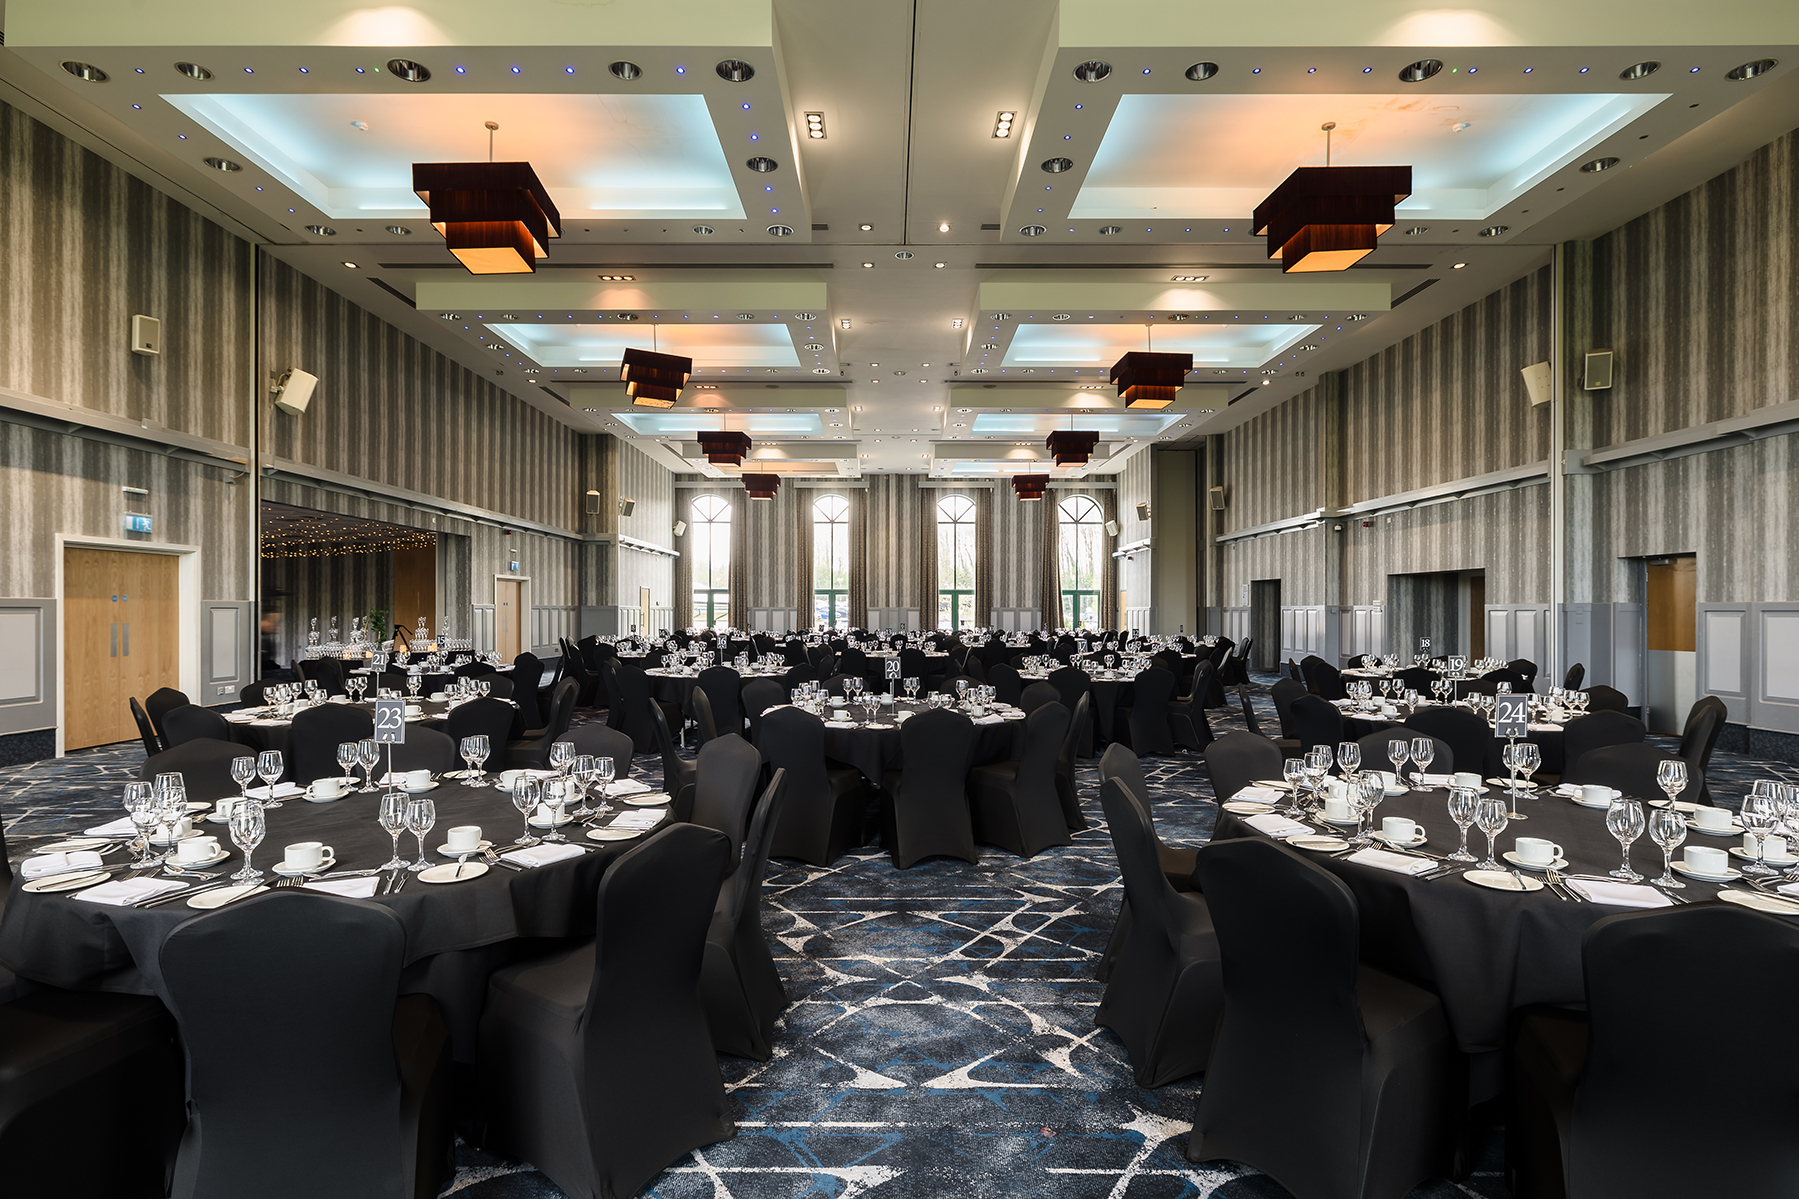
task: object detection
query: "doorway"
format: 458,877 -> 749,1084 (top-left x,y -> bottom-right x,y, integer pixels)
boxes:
1645,554 -> 1696,733
495,578 -> 525,659
64,547 -> 180,749
1250,579 -> 1281,672
1464,571 -> 1487,661
391,544 -> 438,641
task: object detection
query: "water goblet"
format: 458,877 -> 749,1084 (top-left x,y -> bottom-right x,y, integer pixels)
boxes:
357,739 -> 380,792
1655,759 -> 1689,810
404,793 -> 437,871
1409,737 -> 1435,787
1445,786 -> 1478,862
1336,741 -> 1361,778
1303,745 -> 1333,814
1648,807 -> 1687,889
1349,773 -> 1382,847
1280,757 -> 1308,818
1500,742 -> 1530,820
335,742 -> 359,785
549,740 -> 575,778
255,750 -> 285,807
230,755 -> 257,803
459,736 -> 483,783
406,673 -> 422,700
1387,739 -> 1411,785
1740,792 -> 1781,877
378,790 -> 410,870
511,777 -> 541,846
124,781 -> 162,868
595,755 -> 616,814
1605,798 -> 1646,881
570,755 -> 598,818
1474,795 -> 1509,870
227,800 -> 266,883
904,677 -> 920,701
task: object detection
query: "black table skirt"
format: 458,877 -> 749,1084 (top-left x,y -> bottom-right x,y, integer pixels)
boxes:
0,780 -> 666,1060
226,699 -> 458,760
1020,674 -> 1136,742
1342,709 -> 1567,776
815,704 -> 1024,783
1215,786 -> 1744,1053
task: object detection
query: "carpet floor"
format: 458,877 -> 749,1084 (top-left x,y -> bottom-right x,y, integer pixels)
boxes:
1,684 -> 1775,1198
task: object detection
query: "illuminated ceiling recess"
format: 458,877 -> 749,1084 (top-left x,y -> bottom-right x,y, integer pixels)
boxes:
1012,474 -> 1049,502
412,141 -> 562,275
1110,351 -> 1194,411
1253,123 -> 1412,273
742,473 -> 781,500
621,347 -> 693,409
698,430 -> 752,466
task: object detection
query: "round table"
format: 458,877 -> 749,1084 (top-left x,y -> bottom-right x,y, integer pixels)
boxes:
1214,786 -> 1757,1055
0,779 -> 670,1061
806,701 -> 1025,783
644,667 -> 790,713
1019,670 -> 1137,743
224,698 -> 466,758
1338,702 -> 1569,776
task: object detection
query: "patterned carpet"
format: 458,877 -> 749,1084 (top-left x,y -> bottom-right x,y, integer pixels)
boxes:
1,686 -> 1777,1198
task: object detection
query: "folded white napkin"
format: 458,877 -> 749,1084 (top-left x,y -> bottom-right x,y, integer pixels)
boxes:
1567,879 -> 1674,908
824,720 -> 857,729
1416,773 -> 1454,787
21,850 -> 106,879
609,811 -> 664,829
1244,812 -> 1314,838
1330,698 -> 1355,708
1778,882 -> 1799,899
223,713 -> 258,723
1527,723 -> 1562,732
83,816 -> 139,837
609,778 -> 652,796
502,843 -> 587,868
1554,784 -> 1585,798
76,877 -> 186,906
247,783 -> 304,800
250,719 -> 289,728
304,877 -> 382,898
1232,786 -> 1285,802
972,714 -> 1006,725
1345,847 -> 1437,876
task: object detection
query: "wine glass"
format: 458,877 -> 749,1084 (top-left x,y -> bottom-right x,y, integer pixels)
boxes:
230,755 -> 256,804
1336,740 -> 1361,778
1474,795 -> 1509,870
406,673 -> 422,700
1409,737 -> 1435,786
255,750 -> 284,806
335,742 -> 359,784
1499,742 -> 1530,820
459,736 -> 484,785
1605,799 -> 1646,881
549,740 -> 575,778
570,754 -> 598,818
378,791 -> 410,870
1280,757 -> 1307,818
123,781 -> 161,868
539,777 -> 570,844
1349,773 -> 1382,847
595,755 -> 616,815
358,739 -> 381,792
1740,792 -> 1781,877
1445,786 -> 1478,862
510,776 -> 541,846
904,676 -> 920,701
404,793 -> 436,871
1655,759 -> 1689,810
1303,745 -> 1332,815
1387,739 -> 1411,788
227,800 -> 266,883
1648,807 -> 1687,890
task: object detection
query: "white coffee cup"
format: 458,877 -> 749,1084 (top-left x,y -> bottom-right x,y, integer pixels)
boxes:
214,797 -> 239,821
1746,833 -> 1788,859
548,777 -> 575,802
176,835 -> 220,863
1581,784 -> 1615,805
1323,796 -> 1352,822
445,825 -> 482,852
1377,771 -> 1400,791
1684,845 -> 1728,875
1514,837 -> 1564,866
532,802 -> 560,824
429,691 -> 448,702
284,841 -> 333,870
1693,806 -> 1731,831
499,769 -> 526,790
1452,771 -> 1481,789
164,816 -> 194,841
404,769 -> 433,790
1381,817 -> 1418,843
1326,779 -> 1348,800
404,703 -> 424,717
310,777 -> 344,799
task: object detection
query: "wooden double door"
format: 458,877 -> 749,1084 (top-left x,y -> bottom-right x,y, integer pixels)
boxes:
64,547 -> 180,750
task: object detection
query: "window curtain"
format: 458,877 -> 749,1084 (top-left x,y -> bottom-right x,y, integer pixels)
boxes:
1039,495 -> 1061,631
672,503 -> 693,631
919,488 -> 938,631
849,489 -> 868,631
1098,488 -> 1120,633
974,487 -> 994,628
794,491 -> 814,631
728,488 -> 749,631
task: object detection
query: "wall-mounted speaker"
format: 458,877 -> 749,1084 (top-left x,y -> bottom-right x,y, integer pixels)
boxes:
584,490 -> 602,514
1583,349 -> 1615,391
1208,486 -> 1227,511
272,368 -> 318,416
1103,519 -> 1119,537
672,520 -> 687,538
618,497 -> 636,517
1520,360 -> 1552,406
1135,501 -> 1150,521
130,314 -> 160,357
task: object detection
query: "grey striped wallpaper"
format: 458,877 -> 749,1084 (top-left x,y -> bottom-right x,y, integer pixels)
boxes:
1342,486 -> 1550,606
262,549 -> 392,667
610,440 -> 676,613
991,485 -> 1045,611
865,475 -> 928,609
1220,526 -> 1328,608
1219,388 -> 1325,533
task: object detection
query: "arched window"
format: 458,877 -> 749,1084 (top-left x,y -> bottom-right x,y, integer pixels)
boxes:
936,493 -> 976,630
1058,494 -> 1103,630
690,493 -> 731,631
813,494 -> 850,628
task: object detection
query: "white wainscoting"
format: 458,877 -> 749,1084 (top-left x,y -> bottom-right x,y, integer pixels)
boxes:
866,607 -> 922,631
1123,606 -> 1153,635
1280,605 -> 1325,666
1341,606 -> 1388,661
470,605 -> 496,655
531,606 -> 577,655
0,599 -> 54,736
991,608 -> 1041,632
1693,602 -> 1799,733
1483,606 -> 1551,686
1220,606 -> 1251,645
201,601 -> 254,704
748,608 -> 801,632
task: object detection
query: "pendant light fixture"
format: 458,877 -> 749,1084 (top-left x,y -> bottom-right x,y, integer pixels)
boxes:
742,473 -> 781,500
412,122 -> 561,274
697,430 -> 751,466
1110,322 -> 1192,411
1253,123 -> 1411,273
623,318 -> 693,409
1046,427 -> 1099,466
1012,473 -> 1049,501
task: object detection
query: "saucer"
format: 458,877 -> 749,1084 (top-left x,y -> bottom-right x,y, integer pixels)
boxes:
1221,800 -> 1275,815
188,884 -> 266,909
1672,859 -> 1741,883
1689,818 -> 1746,836
1729,846 -> 1799,868
527,812 -> 575,829
21,869 -> 110,893
437,840 -> 493,857
588,827 -> 645,842
271,855 -> 337,877
1319,815 -> 1361,827
184,800 -> 213,813
148,829 -> 206,847
1373,830 -> 1429,848
1502,850 -> 1568,872
1648,799 -> 1705,812
1465,870 -> 1545,893
168,848 -> 232,868
623,793 -> 673,807
305,789 -> 352,803
1569,794 -> 1617,810
36,837 -> 111,853
397,782 -> 440,793
1288,835 -> 1349,852
1717,889 -> 1799,916
418,862 -> 489,884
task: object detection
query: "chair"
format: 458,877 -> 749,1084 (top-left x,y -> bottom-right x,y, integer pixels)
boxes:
1020,681 -> 1060,714
562,648 -> 600,707
1241,687 -> 1300,753
1565,743 -> 1686,803
1186,838 -> 1463,1197
1300,655 -> 1348,701
987,663 -> 1024,707
1271,677 -> 1308,740
1404,707 -> 1490,776
159,891 -> 454,1199
160,703 -> 241,750
478,825 -> 735,1199
1508,905 -> 1799,1199
139,738 -> 255,802
606,661 -> 677,754
1395,667 -> 1435,693
387,727 -> 458,775
1053,692 -> 1092,833
1047,666 -> 1094,756
444,698 -> 517,763
1123,668 -> 1177,756
565,723 -> 635,771
1291,695 -> 1346,756
689,734 -> 762,874
1344,654 -> 1370,670
899,647 -> 934,685
1678,695 -> 1728,805
1102,744 -> 1196,892
1562,663 -> 1585,690
740,678 -> 786,746
288,704 -> 375,784
130,696 -> 163,757
696,667 -> 744,741
0,984 -> 186,1197
1225,638 -> 1254,686
1204,732 -> 1283,806
1286,658 -> 1304,683
700,770 -> 790,1060
295,657 -> 347,697
144,686 -> 190,743
969,702 -> 1073,858
506,677 -> 578,769
1479,668 -> 1528,693
1559,710 -> 1647,783
1199,650 -> 1230,708
1167,674 -> 1214,752
691,687 -> 721,744
1095,778 -> 1222,1087
1357,731 -> 1451,781
651,703 -> 698,819
782,640 -> 808,667
879,707 -> 979,868
479,675 -> 515,701
836,647 -> 871,681
1507,659 -> 1539,690
508,653 -> 546,731
760,707 -> 866,867
1580,684 -> 1629,714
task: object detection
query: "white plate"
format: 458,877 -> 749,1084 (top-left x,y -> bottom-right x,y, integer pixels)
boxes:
1688,819 -> 1745,836
1465,870 -> 1545,893
1729,846 -> 1799,868
418,862 -> 490,884
149,829 -> 207,847
1502,850 -> 1569,872
1648,799 -> 1705,812
1717,889 -> 1799,916
271,855 -> 337,877
167,848 -> 232,868
1569,795 -> 1618,810
1250,780 -> 1296,791
1221,801 -> 1275,815
1487,778 -> 1538,790
437,840 -> 493,857
21,869 -> 111,893
1319,815 -> 1361,827
184,801 -> 213,813
1372,830 -> 1430,848
1672,860 -> 1741,883
527,813 -> 575,828
623,793 -> 672,807
442,769 -> 486,780
35,837 -> 111,853
588,826 -> 645,842
1288,835 -> 1349,852
188,884 -> 266,909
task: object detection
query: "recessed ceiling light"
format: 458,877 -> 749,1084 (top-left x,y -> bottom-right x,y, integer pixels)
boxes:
934,262 -> 946,269
385,225 -> 412,235
767,224 -> 794,236
858,223 -> 874,231
1619,61 -> 1661,80
1398,58 -> 1443,83
1346,313 -> 1367,321
1041,157 -> 1074,173
937,221 -> 951,233
609,60 -> 643,80
1019,225 -> 1045,236
1580,156 -> 1620,173
1171,275 -> 1207,282
804,111 -> 827,139
803,342 -> 824,350
174,62 -> 213,81
1052,313 -> 1072,320
861,262 -> 874,268
1479,225 -> 1509,237
387,58 -> 431,82
895,251 -> 914,259
1098,226 -> 1122,235
746,156 -> 779,173
1185,62 -> 1218,81
951,319 -> 964,329
616,313 -> 639,321
1072,60 -> 1112,83
598,275 -> 636,281
341,261 -> 359,269
305,225 -> 336,236
1452,262 -> 1467,269
203,157 -> 241,172
1167,314 -> 1191,321
716,59 -> 755,83
1404,226 -> 1430,235
692,225 -> 715,235
992,111 -> 1016,138
1728,58 -> 1779,81
60,61 -> 108,82
840,319 -> 852,329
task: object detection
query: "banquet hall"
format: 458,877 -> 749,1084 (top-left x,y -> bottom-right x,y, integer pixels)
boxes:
2,2 -> 1798,1197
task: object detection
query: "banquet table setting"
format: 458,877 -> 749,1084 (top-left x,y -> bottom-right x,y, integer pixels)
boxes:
1330,690 -> 1582,775
768,691 -> 1026,782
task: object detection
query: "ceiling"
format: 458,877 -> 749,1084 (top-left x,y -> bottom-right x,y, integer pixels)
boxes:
259,502 -> 436,557
4,0 -> 1797,482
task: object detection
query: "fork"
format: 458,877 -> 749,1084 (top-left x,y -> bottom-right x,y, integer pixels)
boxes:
483,848 -> 525,872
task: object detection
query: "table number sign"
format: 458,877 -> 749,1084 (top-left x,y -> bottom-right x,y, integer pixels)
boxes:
1494,694 -> 1530,739
374,697 -> 408,744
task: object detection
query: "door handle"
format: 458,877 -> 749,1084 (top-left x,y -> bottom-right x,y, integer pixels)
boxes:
111,623 -> 118,657
124,622 -> 130,657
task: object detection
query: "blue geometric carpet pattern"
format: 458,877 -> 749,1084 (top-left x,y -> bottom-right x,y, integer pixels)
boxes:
1,689 -> 1774,1198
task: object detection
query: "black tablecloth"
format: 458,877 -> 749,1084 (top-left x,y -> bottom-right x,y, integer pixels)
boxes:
0,780 -> 667,1059
1021,672 -> 1136,742
812,702 -> 1024,783
1341,706 -> 1568,775
226,698 -> 458,759
644,669 -> 787,715
1216,787 -> 1745,1053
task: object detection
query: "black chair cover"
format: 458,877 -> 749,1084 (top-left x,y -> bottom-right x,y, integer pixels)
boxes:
509,652 -> 545,730
692,687 -> 721,744
1395,667 -> 1436,692
969,702 -> 1072,858
295,657 -> 348,696
1300,655 -> 1348,701
1199,650 -> 1230,708
1566,742 -> 1684,802
607,661 -> 673,754
782,640 -> 808,667
444,698 -> 516,760
701,770 -> 791,1059
651,702 -> 698,818
760,707 -> 866,867
1121,667 -> 1176,756
1047,666 -> 1094,756
478,825 -> 735,1199
1187,838 -> 1463,1196
987,663 -> 1024,707
899,646 -> 934,684
506,678 -> 578,769
1507,659 -> 1539,689
689,734 -> 762,874
1581,684 -> 1629,714
1167,677 -> 1214,752
1100,741 -> 1197,893
1291,694 -> 1346,756
879,707 -> 979,868
139,738 -> 254,802
144,686 -> 190,742
159,891 -> 454,1199
289,704 -> 375,784
131,696 -> 163,757
1562,663 -> 1586,690
1561,710 -> 1646,780
696,666 -> 744,739
387,727 -> 458,775
1239,686 -> 1297,751
1020,681 -> 1060,713
1404,706 -> 1490,775
1678,695 -> 1727,804
160,704 -> 240,750
1203,732 -> 1283,806
565,723 -> 634,769
1095,778 -> 1221,1086
1053,691 -> 1091,833
741,678 -> 787,746
1270,678 -> 1307,739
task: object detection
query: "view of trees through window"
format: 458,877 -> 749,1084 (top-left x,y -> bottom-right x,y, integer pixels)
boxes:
813,494 -> 850,628
689,493 -> 731,630
1059,494 -> 1102,629
937,493 -> 976,630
